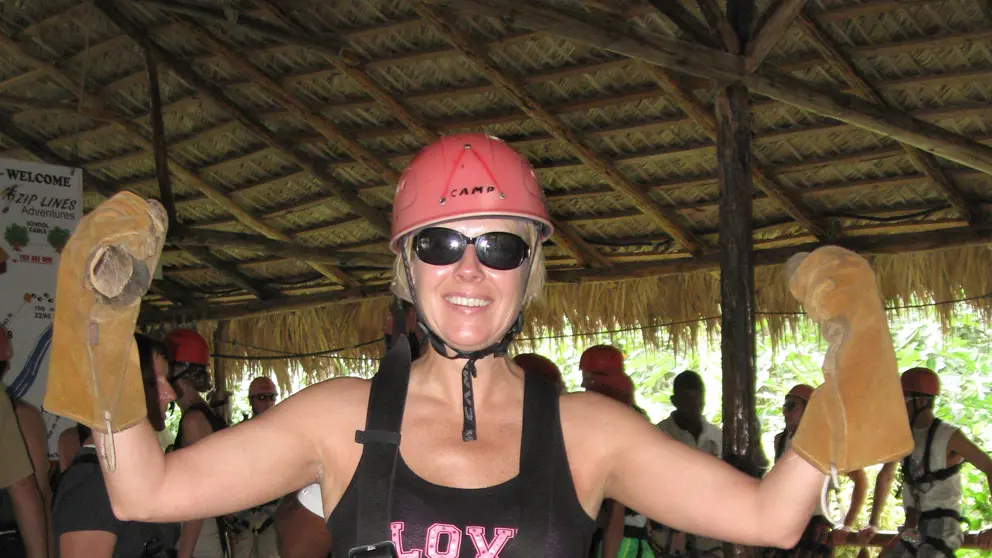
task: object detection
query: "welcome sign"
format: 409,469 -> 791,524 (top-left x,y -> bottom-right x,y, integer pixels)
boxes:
0,157 -> 83,458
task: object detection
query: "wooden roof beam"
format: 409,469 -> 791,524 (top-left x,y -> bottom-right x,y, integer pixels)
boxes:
171,228 -> 395,267
696,0 -> 741,53
746,0 -> 809,71
445,1 -> 992,183
795,11 -> 983,224
1,15 -> 360,290
175,16 -> 401,183
184,246 -> 280,300
643,63 -> 832,241
252,0 -> 435,142
94,1 -> 390,239
413,2 -> 706,256
646,0 -> 719,48
93,0 -> 374,288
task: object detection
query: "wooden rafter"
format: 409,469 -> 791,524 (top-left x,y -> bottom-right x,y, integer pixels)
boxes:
92,0 -> 374,288
167,0 -> 609,269
642,63 -> 832,240
696,0 -> 741,53
412,2 -> 707,256
647,0 -> 719,48
1,15 -> 358,292
145,50 -> 178,231
441,0 -> 992,182
794,11 -> 982,224
746,0 -> 809,70
175,16 -> 401,183
14,26 -> 988,163
185,246 -> 280,300
171,228 -> 395,267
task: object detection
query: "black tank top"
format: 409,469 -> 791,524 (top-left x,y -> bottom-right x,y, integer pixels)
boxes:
328,375 -> 597,557
174,402 -> 227,449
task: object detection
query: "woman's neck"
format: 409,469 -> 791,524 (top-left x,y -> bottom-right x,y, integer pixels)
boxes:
412,344 -> 519,409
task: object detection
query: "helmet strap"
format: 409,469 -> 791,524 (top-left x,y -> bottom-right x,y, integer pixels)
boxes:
908,394 -> 934,427
401,244 -> 529,442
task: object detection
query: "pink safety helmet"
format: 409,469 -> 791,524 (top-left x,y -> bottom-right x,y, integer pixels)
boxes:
389,133 -> 553,252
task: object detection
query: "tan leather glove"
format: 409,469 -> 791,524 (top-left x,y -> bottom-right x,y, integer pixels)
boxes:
785,246 -> 913,475
44,192 -> 167,441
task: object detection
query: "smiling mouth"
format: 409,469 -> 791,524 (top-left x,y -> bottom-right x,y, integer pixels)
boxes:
444,295 -> 492,308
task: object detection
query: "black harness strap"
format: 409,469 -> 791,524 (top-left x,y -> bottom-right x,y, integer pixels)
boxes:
350,334 -> 412,557
903,419 -> 962,488
514,373 -> 557,557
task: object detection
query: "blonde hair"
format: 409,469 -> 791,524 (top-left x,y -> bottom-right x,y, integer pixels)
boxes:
389,221 -> 546,307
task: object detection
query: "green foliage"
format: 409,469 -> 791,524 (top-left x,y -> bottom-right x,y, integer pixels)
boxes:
46,226 -> 70,252
4,223 -> 29,248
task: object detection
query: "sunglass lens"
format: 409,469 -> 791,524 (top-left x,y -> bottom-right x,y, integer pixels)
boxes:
476,232 -> 529,270
415,228 -> 465,266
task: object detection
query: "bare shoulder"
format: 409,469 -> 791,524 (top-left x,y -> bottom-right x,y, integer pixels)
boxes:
558,391 -> 655,510
13,399 -> 44,433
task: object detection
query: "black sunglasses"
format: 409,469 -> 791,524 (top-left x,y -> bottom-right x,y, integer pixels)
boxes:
413,227 -> 531,271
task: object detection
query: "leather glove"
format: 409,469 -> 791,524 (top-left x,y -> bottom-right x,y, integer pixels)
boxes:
785,246 -> 913,475
44,193 -> 167,461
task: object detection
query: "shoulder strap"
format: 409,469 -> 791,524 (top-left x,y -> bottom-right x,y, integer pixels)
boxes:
515,373 -> 558,557
351,334 -> 412,552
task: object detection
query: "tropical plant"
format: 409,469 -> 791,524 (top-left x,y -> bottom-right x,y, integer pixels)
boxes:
4,223 -> 29,251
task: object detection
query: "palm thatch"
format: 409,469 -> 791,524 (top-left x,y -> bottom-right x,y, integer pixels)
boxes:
2,0 -> 992,386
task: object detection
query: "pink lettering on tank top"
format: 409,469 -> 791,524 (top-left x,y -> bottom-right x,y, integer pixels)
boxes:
391,522 -> 517,558
466,526 -> 516,557
426,524 -> 462,558
391,522 -> 423,558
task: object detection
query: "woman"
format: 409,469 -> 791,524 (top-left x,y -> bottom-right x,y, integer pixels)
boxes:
96,133 -> 830,556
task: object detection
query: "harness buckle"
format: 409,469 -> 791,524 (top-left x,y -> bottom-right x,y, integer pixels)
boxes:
348,541 -> 399,557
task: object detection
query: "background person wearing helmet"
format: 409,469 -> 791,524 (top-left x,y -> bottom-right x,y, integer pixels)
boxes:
857,367 -> 992,557
165,329 -> 229,558
513,353 -> 564,391
89,134 -> 863,557
652,371 -> 725,558
228,377 -> 281,558
52,333 -> 179,558
579,344 -> 656,558
770,385 -> 867,558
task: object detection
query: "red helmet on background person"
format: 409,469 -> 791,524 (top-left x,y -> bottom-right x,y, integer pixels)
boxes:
579,345 -> 634,404
513,353 -> 564,390
165,329 -> 210,366
249,377 -> 277,397
901,367 -> 940,397
164,329 -> 213,392
786,384 -> 815,403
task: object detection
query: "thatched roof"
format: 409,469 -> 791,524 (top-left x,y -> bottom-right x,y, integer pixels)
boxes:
2,0 -> 992,383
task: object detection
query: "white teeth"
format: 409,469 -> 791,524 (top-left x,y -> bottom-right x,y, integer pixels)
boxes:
445,295 -> 491,308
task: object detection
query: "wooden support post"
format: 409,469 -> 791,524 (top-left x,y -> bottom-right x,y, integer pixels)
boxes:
719,2 -> 761,556
212,321 -> 231,424
145,49 -> 178,231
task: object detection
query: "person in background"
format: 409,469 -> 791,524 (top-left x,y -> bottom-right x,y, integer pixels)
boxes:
513,352 -> 564,391
166,329 -> 228,558
0,326 -> 50,558
229,377 -> 282,558
652,370 -> 725,558
580,344 -> 655,558
52,333 -> 179,558
856,367 -> 992,557
771,384 -> 867,557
